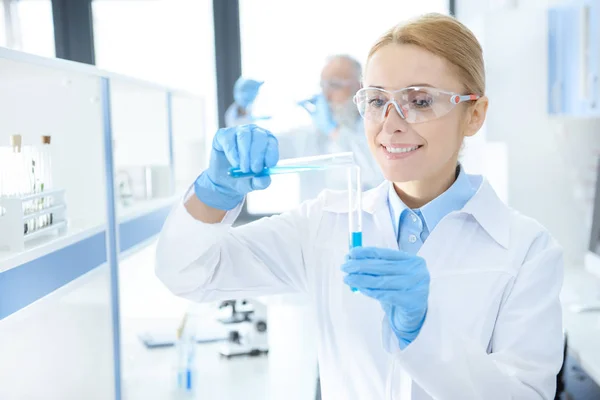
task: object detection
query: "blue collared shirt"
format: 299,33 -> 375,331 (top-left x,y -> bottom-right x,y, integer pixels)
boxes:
387,165 -> 478,255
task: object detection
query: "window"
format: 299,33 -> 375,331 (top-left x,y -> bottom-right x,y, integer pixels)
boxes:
93,0 -> 218,134
17,0 -> 55,57
0,0 -> 54,57
0,2 -> 6,47
240,0 -> 448,121
239,1 -> 449,214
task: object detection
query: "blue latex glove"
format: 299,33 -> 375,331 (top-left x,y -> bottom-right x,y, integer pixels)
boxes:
234,78 -> 264,109
341,247 -> 430,350
298,94 -> 337,135
194,124 -> 279,210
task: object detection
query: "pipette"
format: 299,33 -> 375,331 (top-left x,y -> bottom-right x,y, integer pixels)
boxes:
228,152 -> 355,178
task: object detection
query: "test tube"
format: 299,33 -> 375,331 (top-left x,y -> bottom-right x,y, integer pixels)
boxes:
347,166 -> 362,293
228,152 -> 355,178
348,165 -> 362,248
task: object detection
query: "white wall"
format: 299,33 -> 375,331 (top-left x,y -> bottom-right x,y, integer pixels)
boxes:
110,81 -> 171,169
93,0 -> 218,135
457,0 -> 600,266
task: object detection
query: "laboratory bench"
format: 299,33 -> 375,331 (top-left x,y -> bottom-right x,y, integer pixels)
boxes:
0,240 -> 319,400
117,243 -> 319,400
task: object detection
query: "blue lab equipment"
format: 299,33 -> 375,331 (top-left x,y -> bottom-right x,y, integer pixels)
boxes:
176,314 -> 197,393
228,152 -> 354,179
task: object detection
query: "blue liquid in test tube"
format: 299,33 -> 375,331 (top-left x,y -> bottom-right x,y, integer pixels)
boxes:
228,152 -> 355,179
228,165 -> 325,178
351,231 -> 363,247
348,166 -> 363,249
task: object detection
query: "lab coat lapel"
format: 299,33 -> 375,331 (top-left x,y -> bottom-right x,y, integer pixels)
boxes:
362,182 -> 415,398
362,181 -> 398,250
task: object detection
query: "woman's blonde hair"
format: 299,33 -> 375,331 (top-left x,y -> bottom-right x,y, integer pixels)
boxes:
367,13 -> 485,95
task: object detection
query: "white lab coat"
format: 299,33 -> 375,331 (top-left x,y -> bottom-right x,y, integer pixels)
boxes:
156,175 -> 564,400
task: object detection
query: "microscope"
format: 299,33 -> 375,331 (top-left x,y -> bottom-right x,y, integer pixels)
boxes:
217,299 -> 269,358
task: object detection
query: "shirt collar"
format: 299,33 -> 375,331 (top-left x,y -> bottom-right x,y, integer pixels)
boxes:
461,175 -> 510,248
388,165 -> 477,232
323,168 -> 510,249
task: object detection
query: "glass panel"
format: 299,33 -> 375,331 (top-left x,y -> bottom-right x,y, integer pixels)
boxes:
171,94 -> 208,193
17,0 -> 55,57
109,80 -> 174,220
92,0 -> 218,135
0,57 -> 114,399
0,0 -> 55,57
93,3 -> 215,396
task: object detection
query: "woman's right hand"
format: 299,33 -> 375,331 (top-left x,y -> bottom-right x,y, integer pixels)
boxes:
193,124 -> 279,211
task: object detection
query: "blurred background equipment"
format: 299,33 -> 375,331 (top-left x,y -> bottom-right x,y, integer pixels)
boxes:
217,299 -> 269,358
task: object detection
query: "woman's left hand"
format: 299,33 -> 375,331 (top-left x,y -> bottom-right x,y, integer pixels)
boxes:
342,247 -> 430,350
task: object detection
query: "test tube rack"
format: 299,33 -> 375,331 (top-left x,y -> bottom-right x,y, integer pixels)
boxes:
0,189 -> 67,252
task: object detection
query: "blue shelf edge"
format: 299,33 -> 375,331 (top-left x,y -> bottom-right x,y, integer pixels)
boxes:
0,204 -> 174,320
0,231 -> 107,319
119,204 -> 173,253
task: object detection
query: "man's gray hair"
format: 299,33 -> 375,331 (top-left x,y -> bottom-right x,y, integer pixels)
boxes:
326,54 -> 362,81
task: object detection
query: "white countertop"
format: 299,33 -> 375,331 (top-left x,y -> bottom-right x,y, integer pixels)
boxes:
0,241 -> 319,400
118,244 -> 319,400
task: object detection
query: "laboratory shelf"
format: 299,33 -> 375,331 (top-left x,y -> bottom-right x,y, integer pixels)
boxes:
117,196 -> 177,224
117,196 -> 177,253
0,198 -> 176,319
0,222 -> 105,274
0,199 -> 176,276
23,204 -> 66,221
0,45 -> 205,400
0,224 -> 107,319
18,188 -> 65,202
0,195 -> 177,275
23,220 -> 67,242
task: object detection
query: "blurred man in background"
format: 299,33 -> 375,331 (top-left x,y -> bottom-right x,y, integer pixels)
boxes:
226,54 -> 382,191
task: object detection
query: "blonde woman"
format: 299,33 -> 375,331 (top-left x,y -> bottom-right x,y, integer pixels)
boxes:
156,13 -> 563,399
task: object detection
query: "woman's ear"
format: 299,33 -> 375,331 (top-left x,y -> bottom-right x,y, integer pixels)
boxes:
463,96 -> 489,137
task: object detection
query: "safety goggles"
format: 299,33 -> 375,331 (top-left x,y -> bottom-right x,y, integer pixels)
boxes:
353,86 -> 480,124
